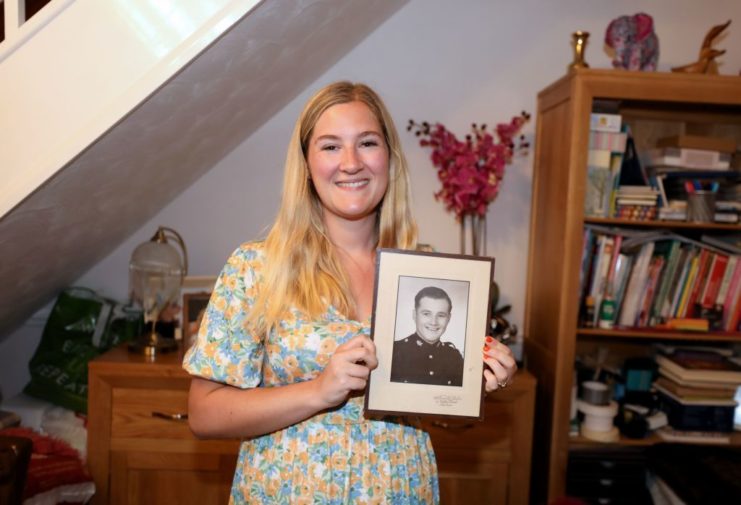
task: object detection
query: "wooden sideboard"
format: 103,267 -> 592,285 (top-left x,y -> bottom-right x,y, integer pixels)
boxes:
88,344 -> 535,504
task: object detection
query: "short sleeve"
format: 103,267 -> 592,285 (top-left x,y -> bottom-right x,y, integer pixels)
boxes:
182,242 -> 264,388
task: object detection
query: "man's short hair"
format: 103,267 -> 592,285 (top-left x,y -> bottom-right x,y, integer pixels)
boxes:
414,286 -> 452,312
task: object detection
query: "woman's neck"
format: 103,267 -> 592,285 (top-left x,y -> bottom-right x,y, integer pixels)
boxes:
323,213 -> 377,255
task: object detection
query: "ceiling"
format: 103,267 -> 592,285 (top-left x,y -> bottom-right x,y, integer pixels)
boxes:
0,0 -> 408,340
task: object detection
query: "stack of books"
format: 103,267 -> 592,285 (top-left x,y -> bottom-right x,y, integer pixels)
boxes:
584,112 -> 627,218
653,348 -> 741,444
646,135 -> 735,173
615,185 -> 659,220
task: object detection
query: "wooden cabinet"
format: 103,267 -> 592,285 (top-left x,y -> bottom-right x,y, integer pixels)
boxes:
523,69 -> 741,503
87,346 -> 239,505
425,371 -> 536,505
88,345 -> 535,504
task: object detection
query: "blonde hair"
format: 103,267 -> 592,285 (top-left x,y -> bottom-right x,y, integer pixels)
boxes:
250,81 -> 418,335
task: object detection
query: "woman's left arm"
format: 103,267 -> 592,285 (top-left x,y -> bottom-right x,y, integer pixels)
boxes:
482,336 -> 518,392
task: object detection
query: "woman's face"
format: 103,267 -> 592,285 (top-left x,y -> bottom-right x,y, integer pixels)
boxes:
306,101 -> 389,225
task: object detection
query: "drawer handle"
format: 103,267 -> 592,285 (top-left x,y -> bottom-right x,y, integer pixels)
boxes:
152,411 -> 188,421
430,420 -> 476,431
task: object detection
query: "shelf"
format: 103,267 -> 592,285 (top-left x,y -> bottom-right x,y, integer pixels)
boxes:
577,327 -> 741,342
569,430 -> 741,449
585,218 -> 741,231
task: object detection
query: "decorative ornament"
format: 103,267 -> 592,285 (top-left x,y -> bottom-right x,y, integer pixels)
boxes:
605,13 -> 659,71
672,20 -> 731,74
569,31 -> 591,72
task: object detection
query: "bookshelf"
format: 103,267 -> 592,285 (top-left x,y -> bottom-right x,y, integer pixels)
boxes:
523,69 -> 741,503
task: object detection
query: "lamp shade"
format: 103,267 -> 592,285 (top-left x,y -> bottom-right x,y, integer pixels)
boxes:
128,226 -> 188,334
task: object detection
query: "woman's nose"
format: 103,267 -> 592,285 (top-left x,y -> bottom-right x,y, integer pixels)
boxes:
340,147 -> 361,172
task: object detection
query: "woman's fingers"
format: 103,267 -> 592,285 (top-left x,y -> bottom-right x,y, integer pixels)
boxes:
482,337 -> 518,393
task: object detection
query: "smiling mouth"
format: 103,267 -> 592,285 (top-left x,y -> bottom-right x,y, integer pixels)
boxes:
336,180 -> 369,189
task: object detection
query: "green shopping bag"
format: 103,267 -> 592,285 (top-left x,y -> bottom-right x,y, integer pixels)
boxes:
24,287 -> 142,413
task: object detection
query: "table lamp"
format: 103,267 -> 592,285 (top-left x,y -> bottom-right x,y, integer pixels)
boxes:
128,226 -> 188,356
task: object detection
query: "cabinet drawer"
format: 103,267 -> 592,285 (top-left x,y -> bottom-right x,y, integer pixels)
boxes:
111,387 -> 193,440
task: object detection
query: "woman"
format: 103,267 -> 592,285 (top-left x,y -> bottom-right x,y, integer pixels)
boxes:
184,81 -> 517,504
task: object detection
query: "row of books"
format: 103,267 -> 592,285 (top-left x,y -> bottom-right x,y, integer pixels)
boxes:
652,347 -> 740,444
579,227 -> 741,332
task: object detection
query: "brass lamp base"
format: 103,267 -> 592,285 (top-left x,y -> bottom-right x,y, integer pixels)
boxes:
128,332 -> 178,358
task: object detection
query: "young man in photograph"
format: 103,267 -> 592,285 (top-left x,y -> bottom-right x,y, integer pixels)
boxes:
390,286 -> 464,386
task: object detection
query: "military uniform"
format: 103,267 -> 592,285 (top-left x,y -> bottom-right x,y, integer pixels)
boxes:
390,333 -> 464,386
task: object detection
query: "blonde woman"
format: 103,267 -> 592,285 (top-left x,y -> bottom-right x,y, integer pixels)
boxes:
184,81 -> 517,504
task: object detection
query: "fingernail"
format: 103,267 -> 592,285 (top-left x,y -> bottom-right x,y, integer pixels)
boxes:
485,336 -> 494,343
483,345 -> 490,352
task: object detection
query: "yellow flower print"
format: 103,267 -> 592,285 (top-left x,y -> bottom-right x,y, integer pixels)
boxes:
214,296 -> 227,312
330,452 -> 346,472
327,322 -> 349,334
265,478 -> 279,496
199,365 -> 213,376
284,354 -> 299,371
225,274 -> 238,291
319,337 -> 338,355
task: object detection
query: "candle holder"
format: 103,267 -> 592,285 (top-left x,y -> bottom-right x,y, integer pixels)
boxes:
569,31 -> 590,71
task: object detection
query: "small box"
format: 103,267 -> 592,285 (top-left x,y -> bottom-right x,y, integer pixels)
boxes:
658,391 -> 736,432
590,113 -> 622,133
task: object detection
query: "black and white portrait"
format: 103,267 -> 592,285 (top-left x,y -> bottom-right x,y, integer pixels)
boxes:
390,276 -> 470,387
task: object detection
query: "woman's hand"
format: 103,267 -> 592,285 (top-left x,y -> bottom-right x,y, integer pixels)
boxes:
483,336 -> 518,393
314,335 -> 378,408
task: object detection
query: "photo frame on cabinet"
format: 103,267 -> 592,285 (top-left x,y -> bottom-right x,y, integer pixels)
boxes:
364,249 -> 495,420
180,276 -> 217,345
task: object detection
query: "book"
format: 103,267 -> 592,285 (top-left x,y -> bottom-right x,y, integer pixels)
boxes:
658,366 -> 740,390
589,130 -> 627,152
655,426 -> 731,444
656,134 -> 737,154
618,241 -> 655,326
590,113 -> 621,132
653,381 -> 738,406
646,147 -> 732,171
584,149 -> 612,217
655,351 -> 741,384
653,376 -> 736,401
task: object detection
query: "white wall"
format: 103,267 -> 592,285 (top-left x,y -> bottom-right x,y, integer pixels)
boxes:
3,0 -> 741,399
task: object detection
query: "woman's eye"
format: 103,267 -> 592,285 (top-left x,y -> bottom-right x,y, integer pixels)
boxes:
321,145 -> 338,152
361,140 -> 379,148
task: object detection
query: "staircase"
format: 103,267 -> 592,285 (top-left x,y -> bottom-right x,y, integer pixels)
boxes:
0,0 -> 407,339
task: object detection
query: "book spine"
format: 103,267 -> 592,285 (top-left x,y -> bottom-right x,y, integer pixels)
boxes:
715,255 -> 738,307
682,249 -> 712,317
723,259 -> 741,330
700,253 -> 729,309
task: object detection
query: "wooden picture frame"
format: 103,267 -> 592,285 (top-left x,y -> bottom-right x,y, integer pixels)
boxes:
365,249 -> 495,420
180,276 -> 217,344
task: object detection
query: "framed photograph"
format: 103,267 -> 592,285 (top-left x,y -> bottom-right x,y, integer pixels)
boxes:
180,276 -> 217,344
365,249 -> 495,420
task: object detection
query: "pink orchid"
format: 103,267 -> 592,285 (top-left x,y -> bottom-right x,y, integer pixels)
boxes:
408,113 -> 530,218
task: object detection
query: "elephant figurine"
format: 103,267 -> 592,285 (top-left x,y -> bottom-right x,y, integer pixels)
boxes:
605,13 -> 659,71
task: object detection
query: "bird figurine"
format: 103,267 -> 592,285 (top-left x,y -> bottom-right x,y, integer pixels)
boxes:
672,20 -> 731,74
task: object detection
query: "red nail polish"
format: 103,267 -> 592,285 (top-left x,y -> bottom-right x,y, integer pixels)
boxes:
485,336 -> 494,343
483,345 -> 490,352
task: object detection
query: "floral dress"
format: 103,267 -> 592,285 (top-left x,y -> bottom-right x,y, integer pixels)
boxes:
183,242 -> 439,504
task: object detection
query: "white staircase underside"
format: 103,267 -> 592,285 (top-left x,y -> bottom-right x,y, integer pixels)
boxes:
0,0 -> 407,339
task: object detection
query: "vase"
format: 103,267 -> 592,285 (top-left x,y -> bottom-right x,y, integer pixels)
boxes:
568,31 -> 590,71
460,213 -> 486,256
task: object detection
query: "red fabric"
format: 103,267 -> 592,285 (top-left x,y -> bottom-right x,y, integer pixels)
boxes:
0,427 -> 91,500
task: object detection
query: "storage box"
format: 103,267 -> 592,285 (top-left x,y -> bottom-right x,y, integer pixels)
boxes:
658,391 -> 736,432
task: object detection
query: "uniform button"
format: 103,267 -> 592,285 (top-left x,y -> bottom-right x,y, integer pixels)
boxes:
447,380 -> 451,384
429,355 -> 433,359
429,371 -> 434,375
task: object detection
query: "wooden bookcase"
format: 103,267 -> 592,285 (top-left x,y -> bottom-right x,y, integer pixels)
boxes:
523,69 -> 741,502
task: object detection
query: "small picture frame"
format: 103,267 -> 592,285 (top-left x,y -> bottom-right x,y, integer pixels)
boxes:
365,249 -> 495,420
180,276 -> 217,344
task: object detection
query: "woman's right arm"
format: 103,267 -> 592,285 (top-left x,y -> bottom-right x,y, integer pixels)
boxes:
188,334 -> 377,439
